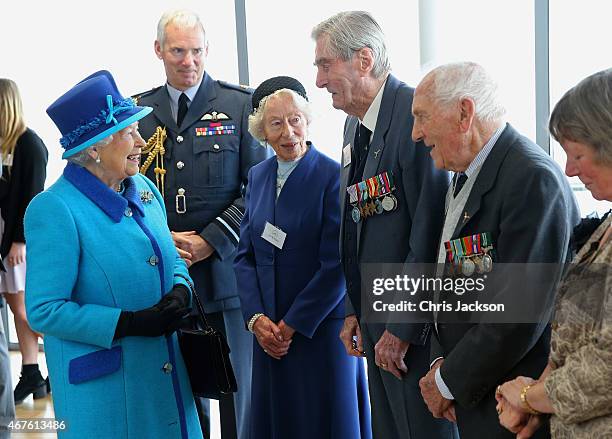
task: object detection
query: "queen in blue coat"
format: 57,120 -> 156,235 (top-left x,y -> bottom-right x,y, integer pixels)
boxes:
24,71 -> 202,439
234,76 -> 371,439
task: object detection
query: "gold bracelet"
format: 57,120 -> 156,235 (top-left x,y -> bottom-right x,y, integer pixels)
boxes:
520,384 -> 541,415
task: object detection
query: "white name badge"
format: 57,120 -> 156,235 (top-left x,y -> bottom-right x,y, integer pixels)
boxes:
261,222 -> 287,249
343,144 -> 352,167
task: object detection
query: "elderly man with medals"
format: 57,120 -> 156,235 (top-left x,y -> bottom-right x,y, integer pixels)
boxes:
412,62 -> 579,439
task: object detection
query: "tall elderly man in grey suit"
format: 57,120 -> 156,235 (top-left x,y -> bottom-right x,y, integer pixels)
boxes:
135,9 -> 267,439
313,11 -> 457,439
413,62 -> 580,438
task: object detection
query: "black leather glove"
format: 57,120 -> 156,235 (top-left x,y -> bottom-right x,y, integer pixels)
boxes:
153,284 -> 190,311
113,285 -> 191,339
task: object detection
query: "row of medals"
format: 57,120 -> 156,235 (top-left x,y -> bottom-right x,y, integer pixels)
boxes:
351,193 -> 398,223
446,233 -> 495,277
348,172 -> 398,223
453,250 -> 494,277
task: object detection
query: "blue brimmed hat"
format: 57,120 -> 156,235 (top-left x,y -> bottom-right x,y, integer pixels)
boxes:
47,70 -> 153,159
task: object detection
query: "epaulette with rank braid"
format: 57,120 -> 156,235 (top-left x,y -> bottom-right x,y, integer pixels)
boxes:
131,85 -> 162,105
218,80 -> 254,94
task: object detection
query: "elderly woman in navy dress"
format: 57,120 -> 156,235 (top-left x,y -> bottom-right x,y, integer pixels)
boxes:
24,71 -> 202,438
234,76 -> 372,439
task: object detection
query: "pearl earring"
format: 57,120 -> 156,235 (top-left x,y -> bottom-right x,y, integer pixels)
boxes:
96,156 -> 101,164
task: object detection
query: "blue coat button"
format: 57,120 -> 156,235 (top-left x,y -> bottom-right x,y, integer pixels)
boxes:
124,208 -> 132,217
148,255 -> 159,266
162,362 -> 173,374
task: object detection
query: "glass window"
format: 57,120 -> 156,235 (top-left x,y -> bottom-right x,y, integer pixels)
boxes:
549,1 -> 612,216
426,0 -> 536,140
246,0 -> 420,162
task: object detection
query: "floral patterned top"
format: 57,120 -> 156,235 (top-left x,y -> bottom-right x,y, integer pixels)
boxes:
545,214 -> 612,438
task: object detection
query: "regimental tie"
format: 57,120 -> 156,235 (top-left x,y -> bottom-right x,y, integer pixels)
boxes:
453,172 -> 468,198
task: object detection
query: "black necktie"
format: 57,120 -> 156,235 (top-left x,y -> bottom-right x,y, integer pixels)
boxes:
453,172 -> 468,197
354,123 -> 371,164
177,93 -> 189,127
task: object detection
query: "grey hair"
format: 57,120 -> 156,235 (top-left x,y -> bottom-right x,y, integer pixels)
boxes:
157,9 -> 207,48
312,11 -> 391,79
248,89 -> 313,143
426,62 -> 506,123
66,135 -> 113,167
549,68 -> 612,165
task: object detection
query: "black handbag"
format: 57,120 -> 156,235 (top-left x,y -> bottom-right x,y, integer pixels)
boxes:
177,277 -> 238,399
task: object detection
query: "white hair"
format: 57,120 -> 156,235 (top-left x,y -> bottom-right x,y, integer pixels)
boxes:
427,62 -> 506,123
157,9 -> 207,48
248,89 -> 313,143
66,135 -> 113,167
312,11 -> 391,79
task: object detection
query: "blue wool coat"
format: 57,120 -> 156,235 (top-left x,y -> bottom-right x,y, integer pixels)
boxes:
234,145 -> 372,439
24,164 -> 202,439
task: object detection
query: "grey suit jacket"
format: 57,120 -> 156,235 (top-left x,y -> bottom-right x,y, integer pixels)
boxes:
340,74 -> 449,343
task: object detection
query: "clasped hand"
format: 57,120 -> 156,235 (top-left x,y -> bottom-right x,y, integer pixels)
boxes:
419,359 -> 456,422
495,377 -> 543,439
114,284 -> 191,339
253,316 -> 294,360
172,231 -> 214,267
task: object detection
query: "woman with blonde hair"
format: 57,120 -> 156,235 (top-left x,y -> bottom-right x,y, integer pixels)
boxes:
0,78 -> 48,404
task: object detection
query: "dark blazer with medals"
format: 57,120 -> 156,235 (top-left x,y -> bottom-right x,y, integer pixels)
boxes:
340,74 -> 449,342
135,73 -> 267,312
434,124 -> 580,438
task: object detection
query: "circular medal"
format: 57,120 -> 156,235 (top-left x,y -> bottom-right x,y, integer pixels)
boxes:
462,258 -> 475,277
351,207 -> 361,223
374,199 -> 384,214
482,253 -> 493,272
381,196 -> 394,211
389,194 -> 398,211
473,255 -> 484,274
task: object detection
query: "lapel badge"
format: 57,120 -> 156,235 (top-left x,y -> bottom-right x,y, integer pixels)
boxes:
463,211 -> 470,223
373,149 -> 381,159
140,190 -> 154,204
201,111 -> 231,122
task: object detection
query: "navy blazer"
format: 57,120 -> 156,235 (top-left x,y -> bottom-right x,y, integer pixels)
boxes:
234,145 -> 345,337
340,74 -> 450,343
435,124 -> 580,438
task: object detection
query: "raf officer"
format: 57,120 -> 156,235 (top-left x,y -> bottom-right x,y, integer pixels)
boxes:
135,9 -> 267,439
313,11 -> 456,439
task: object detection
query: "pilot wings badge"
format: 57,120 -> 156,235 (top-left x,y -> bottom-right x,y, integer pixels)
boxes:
201,111 -> 231,122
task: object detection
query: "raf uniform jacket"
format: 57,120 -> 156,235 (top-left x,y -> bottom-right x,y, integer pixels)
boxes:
136,73 -> 268,313
434,124 -> 580,438
340,74 -> 449,344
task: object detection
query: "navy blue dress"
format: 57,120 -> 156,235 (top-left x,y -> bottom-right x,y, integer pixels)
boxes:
235,145 -> 372,439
